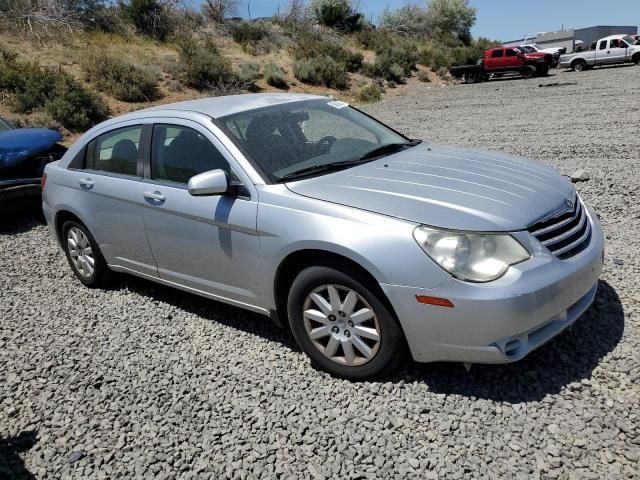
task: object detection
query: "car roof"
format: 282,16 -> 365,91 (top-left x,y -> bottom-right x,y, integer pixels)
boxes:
140,93 -> 327,119
601,34 -> 629,40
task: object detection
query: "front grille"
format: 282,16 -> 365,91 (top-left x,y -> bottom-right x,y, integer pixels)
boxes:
527,196 -> 591,259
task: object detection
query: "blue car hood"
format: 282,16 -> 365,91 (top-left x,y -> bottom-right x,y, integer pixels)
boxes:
0,128 -> 63,167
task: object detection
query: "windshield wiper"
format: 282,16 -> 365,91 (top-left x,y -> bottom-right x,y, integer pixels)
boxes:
275,140 -> 422,183
357,139 -> 422,161
276,158 -> 371,183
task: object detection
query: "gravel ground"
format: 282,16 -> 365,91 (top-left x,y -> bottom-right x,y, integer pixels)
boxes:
2,66 -> 639,480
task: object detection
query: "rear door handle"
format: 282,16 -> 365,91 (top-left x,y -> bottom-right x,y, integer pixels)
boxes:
143,191 -> 166,203
78,178 -> 94,189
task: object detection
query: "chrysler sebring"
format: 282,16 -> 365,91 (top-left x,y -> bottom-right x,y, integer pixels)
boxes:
42,94 -> 604,379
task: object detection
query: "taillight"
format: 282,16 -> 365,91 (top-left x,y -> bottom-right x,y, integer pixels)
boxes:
41,172 -> 47,192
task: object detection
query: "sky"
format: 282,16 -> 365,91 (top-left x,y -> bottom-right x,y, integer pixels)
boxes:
232,0 -> 640,42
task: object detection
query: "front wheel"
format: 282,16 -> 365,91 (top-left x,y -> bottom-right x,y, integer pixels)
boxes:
62,220 -> 112,288
633,54 -> 640,66
521,65 -> 536,79
287,266 -> 405,380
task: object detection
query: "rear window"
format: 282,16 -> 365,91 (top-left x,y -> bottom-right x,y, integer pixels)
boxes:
85,126 -> 142,177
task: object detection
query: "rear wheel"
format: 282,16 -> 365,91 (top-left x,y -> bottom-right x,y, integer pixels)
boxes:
62,220 -> 112,287
573,60 -> 587,72
521,65 -> 536,79
287,266 -> 405,380
464,71 -> 480,84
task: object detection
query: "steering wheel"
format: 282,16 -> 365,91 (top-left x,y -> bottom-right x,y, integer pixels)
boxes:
316,135 -> 337,153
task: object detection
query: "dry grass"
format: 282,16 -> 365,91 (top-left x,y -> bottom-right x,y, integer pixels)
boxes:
0,28 -> 448,140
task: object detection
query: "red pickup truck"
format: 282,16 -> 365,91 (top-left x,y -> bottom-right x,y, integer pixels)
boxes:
450,47 -> 554,83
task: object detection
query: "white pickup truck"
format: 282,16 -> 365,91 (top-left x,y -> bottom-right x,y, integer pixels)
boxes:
560,34 -> 640,71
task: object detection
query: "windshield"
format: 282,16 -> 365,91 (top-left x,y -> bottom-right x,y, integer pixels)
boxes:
219,99 -> 412,182
0,118 -> 14,132
622,36 -> 635,46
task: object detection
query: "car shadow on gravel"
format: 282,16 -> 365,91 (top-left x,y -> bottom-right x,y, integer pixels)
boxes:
397,280 -> 624,403
0,431 -> 38,479
0,198 -> 45,235
116,275 -> 302,352
112,275 -> 622,401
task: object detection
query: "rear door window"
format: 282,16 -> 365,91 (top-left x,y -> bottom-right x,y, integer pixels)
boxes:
86,126 -> 142,177
599,40 -> 608,50
491,49 -> 504,58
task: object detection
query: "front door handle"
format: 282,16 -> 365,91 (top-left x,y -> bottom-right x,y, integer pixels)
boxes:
78,178 -> 94,189
143,191 -> 166,203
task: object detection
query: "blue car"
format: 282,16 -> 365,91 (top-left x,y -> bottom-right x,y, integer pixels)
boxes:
0,118 -> 67,203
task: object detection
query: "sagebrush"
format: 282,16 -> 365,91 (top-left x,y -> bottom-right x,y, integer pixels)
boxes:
0,49 -> 109,130
83,53 -> 159,102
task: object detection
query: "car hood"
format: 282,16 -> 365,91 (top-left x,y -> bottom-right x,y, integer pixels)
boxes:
286,144 -> 575,231
0,128 -> 63,168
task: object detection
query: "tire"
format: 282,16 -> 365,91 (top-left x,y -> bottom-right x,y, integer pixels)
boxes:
521,65 -> 536,79
61,220 -> 112,288
573,60 -> 587,72
464,71 -> 479,84
537,65 -> 550,76
287,266 -> 406,380
633,54 -> 640,66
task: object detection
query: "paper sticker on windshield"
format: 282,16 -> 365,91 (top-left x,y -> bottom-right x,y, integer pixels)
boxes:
327,100 -> 348,109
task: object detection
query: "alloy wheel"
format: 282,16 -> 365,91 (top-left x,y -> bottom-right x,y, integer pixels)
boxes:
302,284 -> 381,366
67,227 -> 95,278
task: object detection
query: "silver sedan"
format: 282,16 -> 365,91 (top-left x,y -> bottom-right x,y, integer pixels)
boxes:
42,94 -> 604,379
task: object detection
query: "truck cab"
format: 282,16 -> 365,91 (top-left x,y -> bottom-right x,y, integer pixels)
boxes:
483,47 -> 552,75
560,35 -> 640,71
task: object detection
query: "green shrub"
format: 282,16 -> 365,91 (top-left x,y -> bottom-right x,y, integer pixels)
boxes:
175,35 -> 236,90
345,51 -> 364,72
119,0 -> 174,41
311,0 -> 364,33
358,33 -> 417,83
292,32 -> 362,72
355,28 -> 393,53
43,76 -> 110,130
237,62 -> 260,83
437,66 -> 449,78
417,70 -> 431,82
364,48 -> 415,83
419,46 -> 454,71
264,63 -> 287,89
230,21 -> 267,46
292,58 -> 318,85
1,49 -> 109,131
357,84 -> 384,103
293,55 -> 348,89
83,53 -> 159,102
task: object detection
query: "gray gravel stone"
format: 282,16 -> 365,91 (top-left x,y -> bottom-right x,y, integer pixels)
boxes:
1,67 -> 639,479
570,169 -> 591,182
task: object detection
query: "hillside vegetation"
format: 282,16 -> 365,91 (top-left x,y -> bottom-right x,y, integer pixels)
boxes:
0,0 -> 498,139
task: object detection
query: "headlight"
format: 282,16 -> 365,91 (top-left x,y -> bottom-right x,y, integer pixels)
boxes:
413,226 -> 530,282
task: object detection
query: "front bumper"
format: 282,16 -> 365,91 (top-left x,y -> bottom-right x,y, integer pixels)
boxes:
381,207 -> 605,364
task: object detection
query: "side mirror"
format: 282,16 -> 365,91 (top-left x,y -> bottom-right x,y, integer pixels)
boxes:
187,169 -> 228,196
